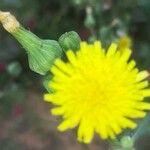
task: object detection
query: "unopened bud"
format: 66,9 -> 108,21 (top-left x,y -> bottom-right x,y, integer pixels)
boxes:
120,136 -> 134,149
12,27 -> 62,75
59,31 -> 81,52
84,6 -> 95,29
7,61 -> 22,77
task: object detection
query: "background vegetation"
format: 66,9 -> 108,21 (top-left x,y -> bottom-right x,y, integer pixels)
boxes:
0,0 -> 150,149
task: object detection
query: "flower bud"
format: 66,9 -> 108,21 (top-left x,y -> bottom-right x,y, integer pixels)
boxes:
120,136 -> 134,149
84,14 -> 95,29
84,6 -> 95,29
58,31 -> 81,52
7,61 -> 22,77
12,27 -> 62,75
118,36 -> 132,51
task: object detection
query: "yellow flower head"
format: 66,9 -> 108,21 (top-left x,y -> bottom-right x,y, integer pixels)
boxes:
118,36 -> 132,51
44,41 -> 150,143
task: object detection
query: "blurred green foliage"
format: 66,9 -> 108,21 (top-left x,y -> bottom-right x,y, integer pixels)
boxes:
0,0 -> 150,149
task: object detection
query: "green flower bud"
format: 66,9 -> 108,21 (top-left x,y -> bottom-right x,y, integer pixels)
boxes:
12,27 -> 62,75
58,31 -> 81,52
84,14 -> 95,29
7,61 -> 22,77
120,136 -> 134,149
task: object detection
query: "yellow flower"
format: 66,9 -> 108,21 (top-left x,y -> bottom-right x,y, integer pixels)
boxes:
44,41 -> 150,143
118,36 -> 132,51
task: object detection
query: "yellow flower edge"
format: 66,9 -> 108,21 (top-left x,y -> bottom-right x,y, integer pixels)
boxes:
44,41 -> 150,143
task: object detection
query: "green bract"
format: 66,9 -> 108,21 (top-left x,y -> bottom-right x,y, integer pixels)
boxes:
59,31 -> 81,52
12,27 -> 62,75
